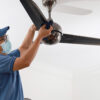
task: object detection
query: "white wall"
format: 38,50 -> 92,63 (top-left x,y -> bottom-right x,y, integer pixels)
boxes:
72,69 -> 100,100
1,0 -> 100,100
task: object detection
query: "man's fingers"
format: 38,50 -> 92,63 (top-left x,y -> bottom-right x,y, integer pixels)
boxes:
32,24 -> 36,28
49,25 -> 53,31
42,24 -> 46,28
30,24 -> 37,31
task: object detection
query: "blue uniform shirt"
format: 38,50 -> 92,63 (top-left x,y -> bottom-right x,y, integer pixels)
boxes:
0,49 -> 24,100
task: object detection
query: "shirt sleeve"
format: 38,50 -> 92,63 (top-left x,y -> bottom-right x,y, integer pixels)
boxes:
0,55 -> 17,74
8,49 -> 20,57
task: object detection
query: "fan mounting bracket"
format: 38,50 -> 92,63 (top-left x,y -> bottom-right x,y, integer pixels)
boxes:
42,0 -> 57,20
42,0 -> 57,8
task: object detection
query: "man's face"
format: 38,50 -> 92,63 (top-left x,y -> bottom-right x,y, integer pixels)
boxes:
0,35 -> 7,54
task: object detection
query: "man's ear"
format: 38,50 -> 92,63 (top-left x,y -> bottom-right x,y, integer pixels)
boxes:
0,46 -> 3,51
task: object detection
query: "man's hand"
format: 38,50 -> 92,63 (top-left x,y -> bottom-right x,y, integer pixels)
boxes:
38,25 -> 53,39
29,25 -> 37,32
19,24 -> 36,56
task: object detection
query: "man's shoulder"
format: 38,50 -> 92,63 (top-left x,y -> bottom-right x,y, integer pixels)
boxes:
8,49 -> 20,57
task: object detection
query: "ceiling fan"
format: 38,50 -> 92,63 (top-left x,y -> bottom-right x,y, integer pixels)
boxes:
20,0 -> 100,46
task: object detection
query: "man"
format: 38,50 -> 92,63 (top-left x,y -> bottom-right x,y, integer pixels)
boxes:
0,24 -> 53,100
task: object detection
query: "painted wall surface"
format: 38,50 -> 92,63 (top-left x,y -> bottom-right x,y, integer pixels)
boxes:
0,0 -> 100,100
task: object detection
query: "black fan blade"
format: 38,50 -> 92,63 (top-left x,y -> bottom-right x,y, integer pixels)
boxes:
57,0 -> 100,4
20,0 -> 47,30
54,5 -> 92,15
60,34 -> 100,45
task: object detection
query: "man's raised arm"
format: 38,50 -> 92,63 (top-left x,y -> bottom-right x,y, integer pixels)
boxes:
13,25 -> 53,71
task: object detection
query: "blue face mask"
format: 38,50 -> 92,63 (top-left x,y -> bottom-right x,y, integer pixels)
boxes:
1,39 -> 12,54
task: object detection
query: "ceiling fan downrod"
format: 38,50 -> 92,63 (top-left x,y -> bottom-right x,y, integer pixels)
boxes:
42,0 -> 57,20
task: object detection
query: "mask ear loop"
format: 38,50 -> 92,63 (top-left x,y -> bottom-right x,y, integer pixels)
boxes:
5,35 -> 9,42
